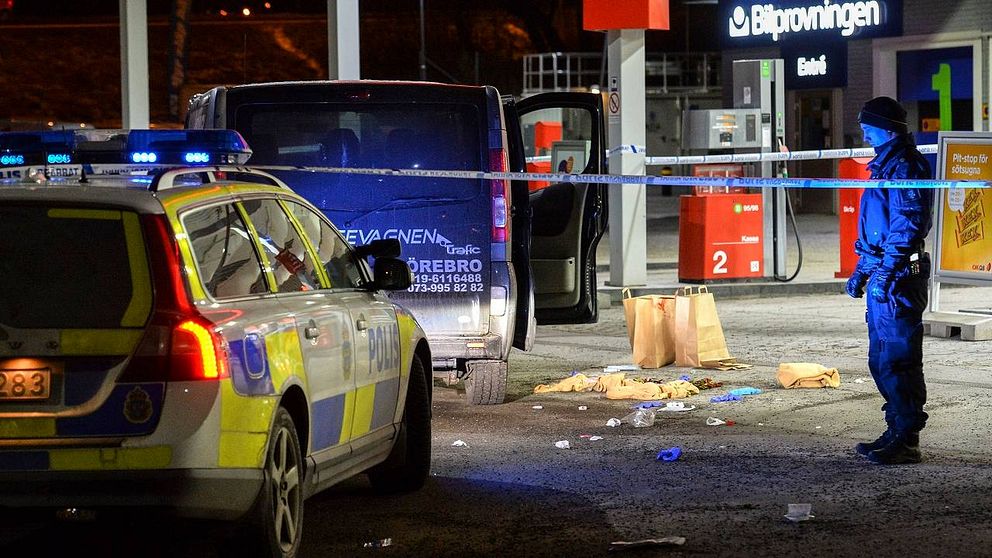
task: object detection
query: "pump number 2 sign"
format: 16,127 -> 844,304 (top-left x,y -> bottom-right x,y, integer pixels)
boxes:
679,194 -> 765,282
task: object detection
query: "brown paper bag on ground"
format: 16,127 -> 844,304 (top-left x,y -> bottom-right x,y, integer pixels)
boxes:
622,289 -> 676,368
674,286 -> 732,368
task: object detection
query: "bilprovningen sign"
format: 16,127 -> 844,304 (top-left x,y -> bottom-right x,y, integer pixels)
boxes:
729,1 -> 883,42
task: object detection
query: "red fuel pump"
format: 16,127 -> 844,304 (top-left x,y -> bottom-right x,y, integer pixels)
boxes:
835,158 -> 870,278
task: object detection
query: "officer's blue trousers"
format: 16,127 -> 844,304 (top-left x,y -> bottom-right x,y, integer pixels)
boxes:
866,256 -> 930,435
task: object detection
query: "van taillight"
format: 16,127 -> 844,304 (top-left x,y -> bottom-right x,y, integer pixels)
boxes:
119,215 -> 228,382
489,147 -> 509,243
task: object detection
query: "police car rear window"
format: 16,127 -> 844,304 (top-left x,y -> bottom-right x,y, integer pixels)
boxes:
234,102 -> 481,171
0,206 -> 148,329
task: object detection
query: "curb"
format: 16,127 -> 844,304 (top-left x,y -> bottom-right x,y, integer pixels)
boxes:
599,280 -> 847,305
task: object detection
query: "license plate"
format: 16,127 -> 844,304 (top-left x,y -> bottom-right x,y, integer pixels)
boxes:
0,368 -> 51,400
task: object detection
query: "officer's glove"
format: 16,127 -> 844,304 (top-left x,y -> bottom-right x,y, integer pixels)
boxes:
867,269 -> 894,303
846,270 -> 869,299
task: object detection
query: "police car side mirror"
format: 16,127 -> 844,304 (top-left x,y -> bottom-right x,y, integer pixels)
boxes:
355,238 -> 401,260
371,257 -> 412,291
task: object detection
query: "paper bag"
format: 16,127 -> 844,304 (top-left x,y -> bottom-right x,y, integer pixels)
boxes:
621,289 -> 676,368
674,286 -> 731,368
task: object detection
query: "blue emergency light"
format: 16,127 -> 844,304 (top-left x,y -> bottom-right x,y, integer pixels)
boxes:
0,130 -> 75,166
123,129 -> 251,165
0,129 -> 252,167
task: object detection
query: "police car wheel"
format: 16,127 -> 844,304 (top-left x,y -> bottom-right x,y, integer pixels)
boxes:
464,360 -> 508,405
253,407 -> 305,558
368,354 -> 431,494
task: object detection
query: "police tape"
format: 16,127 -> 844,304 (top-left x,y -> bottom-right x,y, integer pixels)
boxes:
644,144 -> 937,166
252,162 -> 990,190
528,144 -> 939,166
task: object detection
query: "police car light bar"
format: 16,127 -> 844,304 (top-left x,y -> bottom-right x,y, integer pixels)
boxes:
0,130 -> 75,166
0,129 -> 252,167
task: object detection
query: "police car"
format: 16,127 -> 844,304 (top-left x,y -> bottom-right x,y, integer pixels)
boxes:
0,130 -> 432,557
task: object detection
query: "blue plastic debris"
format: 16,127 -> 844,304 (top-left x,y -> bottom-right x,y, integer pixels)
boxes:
634,401 -> 668,410
710,393 -> 743,403
657,447 -> 682,462
679,374 -> 692,382
729,387 -> 762,397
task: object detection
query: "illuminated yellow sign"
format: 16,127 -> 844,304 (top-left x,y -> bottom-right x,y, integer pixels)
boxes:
940,143 -> 992,274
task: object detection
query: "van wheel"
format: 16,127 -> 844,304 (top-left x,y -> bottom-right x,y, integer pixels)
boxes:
240,407 -> 304,558
368,354 -> 431,493
464,360 -> 508,405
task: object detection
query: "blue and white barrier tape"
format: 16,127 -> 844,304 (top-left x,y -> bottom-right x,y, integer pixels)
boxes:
608,144 -> 647,157
528,144 -> 938,166
253,163 -> 989,189
645,144 -> 937,166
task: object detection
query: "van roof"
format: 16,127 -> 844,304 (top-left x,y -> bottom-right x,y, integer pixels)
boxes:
228,80 -> 489,93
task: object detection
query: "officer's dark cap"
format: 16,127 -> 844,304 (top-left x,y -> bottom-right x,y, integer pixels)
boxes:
858,96 -> 909,134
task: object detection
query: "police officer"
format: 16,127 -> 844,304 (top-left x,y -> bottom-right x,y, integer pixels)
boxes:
846,96 -> 933,465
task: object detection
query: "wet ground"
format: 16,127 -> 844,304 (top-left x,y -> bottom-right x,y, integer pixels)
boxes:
2,288 -> 991,557
301,287 -> 992,557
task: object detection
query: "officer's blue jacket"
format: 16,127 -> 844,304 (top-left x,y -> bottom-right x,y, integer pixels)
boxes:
859,133 -> 934,273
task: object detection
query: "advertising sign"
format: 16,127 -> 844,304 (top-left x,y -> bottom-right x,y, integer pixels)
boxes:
718,0 -> 902,48
936,139 -> 992,279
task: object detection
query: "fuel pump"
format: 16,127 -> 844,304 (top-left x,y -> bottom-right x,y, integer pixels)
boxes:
732,59 -> 803,281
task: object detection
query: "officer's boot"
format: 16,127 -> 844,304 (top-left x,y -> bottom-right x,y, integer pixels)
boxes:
868,432 -> 921,465
855,429 -> 892,457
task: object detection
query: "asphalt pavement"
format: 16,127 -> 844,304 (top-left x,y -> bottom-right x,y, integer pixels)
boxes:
4,188 -> 990,557
292,284 -> 992,557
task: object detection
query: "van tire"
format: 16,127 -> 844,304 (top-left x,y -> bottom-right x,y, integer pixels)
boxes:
232,407 -> 304,558
464,360 -> 508,405
368,354 -> 431,493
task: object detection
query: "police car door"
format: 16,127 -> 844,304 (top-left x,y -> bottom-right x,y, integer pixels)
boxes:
284,202 -> 402,456
513,93 -> 607,325
238,198 -> 357,464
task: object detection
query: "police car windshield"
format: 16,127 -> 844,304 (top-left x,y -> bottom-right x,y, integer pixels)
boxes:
0,205 -> 148,329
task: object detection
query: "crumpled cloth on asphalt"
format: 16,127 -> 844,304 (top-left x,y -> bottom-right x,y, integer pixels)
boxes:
534,374 -> 596,393
777,362 -> 841,389
728,387 -> 762,396
535,373 -> 700,400
599,374 -> 700,401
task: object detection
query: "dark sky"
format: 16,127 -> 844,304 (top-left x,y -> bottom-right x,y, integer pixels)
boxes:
0,0 -> 719,124
10,1 -> 718,53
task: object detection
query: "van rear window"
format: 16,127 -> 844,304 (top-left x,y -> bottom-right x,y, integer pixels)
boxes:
0,207 -> 149,329
235,102 -> 481,171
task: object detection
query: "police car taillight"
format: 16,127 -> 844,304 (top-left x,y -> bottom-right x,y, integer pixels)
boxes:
489,147 -> 509,243
119,215 -> 229,382
171,317 -> 230,380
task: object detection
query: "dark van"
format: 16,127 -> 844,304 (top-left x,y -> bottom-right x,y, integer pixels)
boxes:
186,81 -> 606,404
